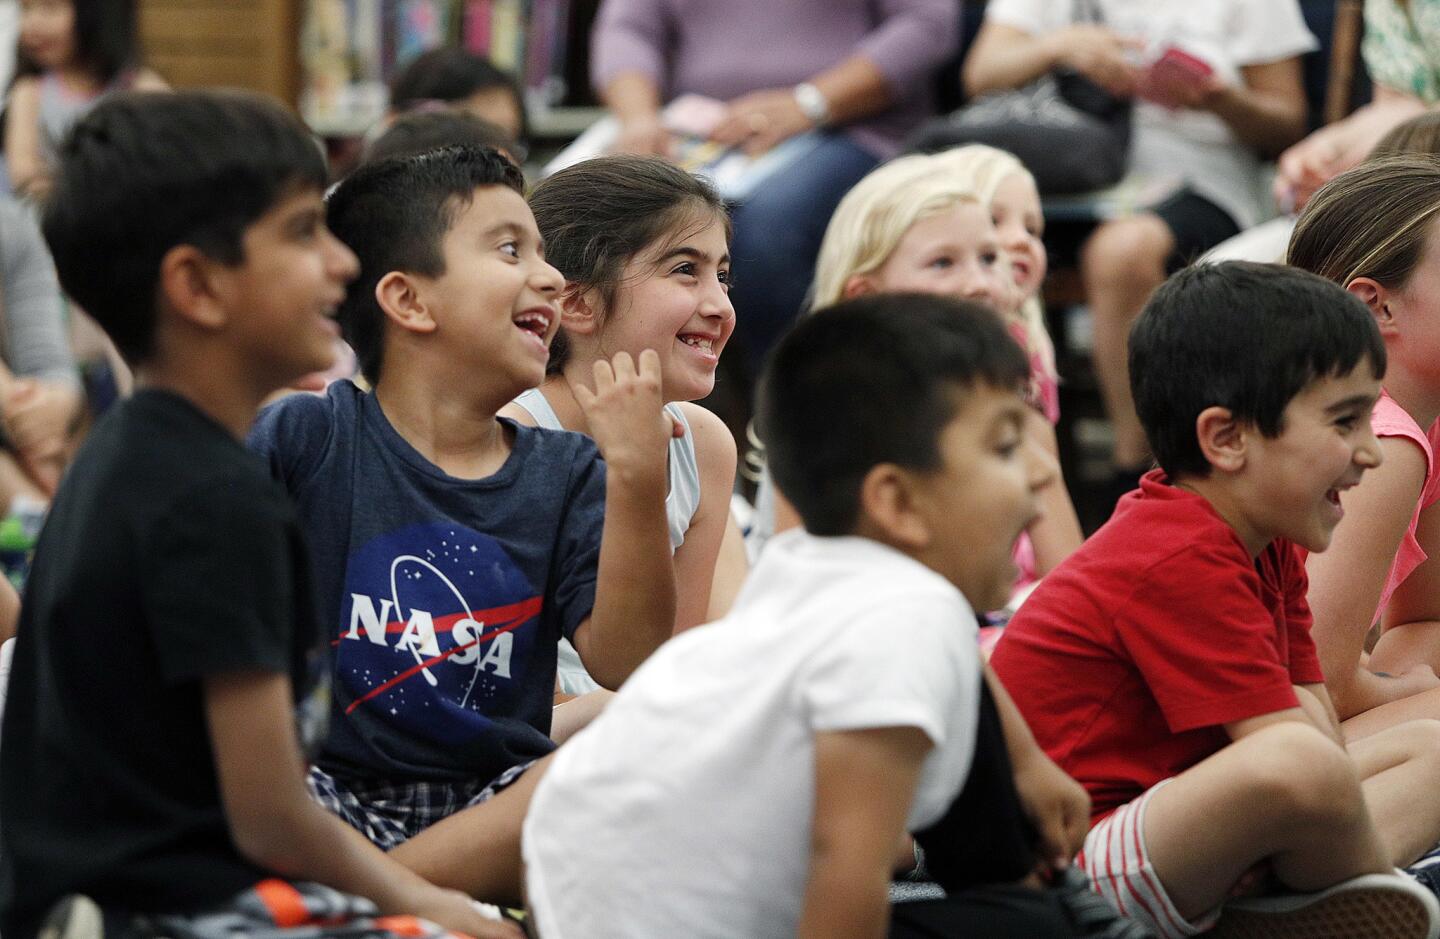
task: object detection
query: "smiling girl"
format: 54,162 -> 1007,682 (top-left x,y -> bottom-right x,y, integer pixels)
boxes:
503,156 -> 739,695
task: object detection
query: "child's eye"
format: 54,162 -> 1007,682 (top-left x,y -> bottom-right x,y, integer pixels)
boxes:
981,251 -> 1000,267
671,261 -> 697,277
717,268 -> 731,288
500,241 -> 520,258
927,256 -> 954,270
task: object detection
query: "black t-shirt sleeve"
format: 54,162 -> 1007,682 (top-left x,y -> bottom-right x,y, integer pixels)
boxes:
139,477 -> 300,684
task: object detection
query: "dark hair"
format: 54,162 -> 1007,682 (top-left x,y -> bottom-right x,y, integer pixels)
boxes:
759,293 -> 1029,536
326,145 -> 524,385
389,47 -> 526,141
1129,261 -> 1385,479
529,155 -> 729,374
42,89 -> 328,364
365,108 -> 516,164
14,0 -> 140,83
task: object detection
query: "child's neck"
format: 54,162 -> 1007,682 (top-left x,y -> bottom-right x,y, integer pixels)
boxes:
135,359 -> 270,441
373,371 -> 512,480
1170,474 -> 1270,559
543,368 -> 593,436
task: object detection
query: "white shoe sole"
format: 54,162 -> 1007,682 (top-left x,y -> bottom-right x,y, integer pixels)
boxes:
38,895 -> 105,939
1211,872 -> 1440,939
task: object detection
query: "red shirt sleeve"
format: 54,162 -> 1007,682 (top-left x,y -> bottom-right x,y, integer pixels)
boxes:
1114,542 -> 1300,733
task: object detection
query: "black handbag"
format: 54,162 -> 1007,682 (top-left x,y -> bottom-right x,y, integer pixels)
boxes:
906,0 -> 1132,194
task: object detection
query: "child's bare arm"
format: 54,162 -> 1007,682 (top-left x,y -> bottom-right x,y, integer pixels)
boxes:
204,671 -> 522,939
671,403 -> 737,631
570,350 -> 677,688
799,726 -> 930,939
984,666 -> 1089,870
1307,438 -> 1437,719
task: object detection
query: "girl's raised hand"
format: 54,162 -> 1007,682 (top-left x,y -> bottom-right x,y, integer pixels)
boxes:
574,349 -> 681,483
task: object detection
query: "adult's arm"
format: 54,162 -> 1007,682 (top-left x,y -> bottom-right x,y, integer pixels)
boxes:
711,0 -> 957,154
591,0 -> 672,154
963,20 -> 1143,99
1274,85 -> 1429,211
1157,57 -> 1308,159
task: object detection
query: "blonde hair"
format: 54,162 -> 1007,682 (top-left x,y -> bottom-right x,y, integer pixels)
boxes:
810,153 -> 986,309
932,145 -> 1056,383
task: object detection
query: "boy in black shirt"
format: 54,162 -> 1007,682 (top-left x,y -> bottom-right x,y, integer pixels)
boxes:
0,91 -> 516,939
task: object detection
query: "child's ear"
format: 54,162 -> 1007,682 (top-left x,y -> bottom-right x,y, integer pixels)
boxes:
856,463 -> 930,550
842,274 -> 876,300
1346,277 -> 1399,337
375,271 -> 437,334
559,287 -> 600,335
156,244 -> 230,333
1195,405 -> 1246,474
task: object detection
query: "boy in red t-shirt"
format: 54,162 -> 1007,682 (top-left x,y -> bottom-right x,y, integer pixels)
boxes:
993,261 -> 1440,939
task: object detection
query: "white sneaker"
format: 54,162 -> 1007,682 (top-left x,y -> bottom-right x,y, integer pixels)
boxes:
1212,871 -> 1440,939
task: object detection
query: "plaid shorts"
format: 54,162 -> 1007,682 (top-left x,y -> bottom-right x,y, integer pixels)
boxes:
307,761 -> 533,850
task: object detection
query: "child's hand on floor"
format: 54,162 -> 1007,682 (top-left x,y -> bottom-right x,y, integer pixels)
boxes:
575,349 -> 680,482
410,885 -> 524,938
1015,749 -> 1091,873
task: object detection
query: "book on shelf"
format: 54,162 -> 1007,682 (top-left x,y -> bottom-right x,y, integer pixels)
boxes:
301,0 -> 585,133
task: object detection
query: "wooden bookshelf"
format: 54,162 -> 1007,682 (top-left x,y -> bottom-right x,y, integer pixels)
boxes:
138,0 -> 302,108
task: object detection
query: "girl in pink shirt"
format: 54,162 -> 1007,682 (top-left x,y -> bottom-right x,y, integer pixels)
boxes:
1289,155 -> 1440,739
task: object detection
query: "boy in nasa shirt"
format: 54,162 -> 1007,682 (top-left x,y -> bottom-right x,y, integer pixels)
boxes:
249,147 -> 676,902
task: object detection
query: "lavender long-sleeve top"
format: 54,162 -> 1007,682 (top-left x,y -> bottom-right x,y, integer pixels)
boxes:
590,0 -> 960,160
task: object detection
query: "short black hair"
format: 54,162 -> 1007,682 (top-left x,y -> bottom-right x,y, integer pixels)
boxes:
760,293 -> 1029,536
1130,261 -> 1386,479
365,108 -> 516,164
389,47 -> 526,141
14,0 -> 140,84
326,145 -> 524,385
42,89 -> 329,364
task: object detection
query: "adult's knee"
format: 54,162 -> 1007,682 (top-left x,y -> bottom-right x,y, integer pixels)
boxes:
1081,218 -> 1170,294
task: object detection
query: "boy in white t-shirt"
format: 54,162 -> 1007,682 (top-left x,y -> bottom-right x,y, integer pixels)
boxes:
521,293 -> 1092,938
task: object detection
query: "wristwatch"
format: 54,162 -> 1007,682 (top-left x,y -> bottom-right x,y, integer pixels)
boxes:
793,82 -> 831,127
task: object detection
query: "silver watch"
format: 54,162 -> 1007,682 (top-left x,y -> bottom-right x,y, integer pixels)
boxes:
793,82 -> 831,126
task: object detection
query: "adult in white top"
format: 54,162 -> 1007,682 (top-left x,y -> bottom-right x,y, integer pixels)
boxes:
964,0 -> 1315,484
522,532 -> 983,938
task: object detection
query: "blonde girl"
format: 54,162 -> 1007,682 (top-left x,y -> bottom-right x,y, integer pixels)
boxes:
771,151 -> 1082,589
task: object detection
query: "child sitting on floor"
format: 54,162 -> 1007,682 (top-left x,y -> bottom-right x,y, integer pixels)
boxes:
992,260 -> 1440,938
0,90 -> 509,939
504,155 -> 743,693
248,145 -> 677,904
523,293 -> 1091,938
